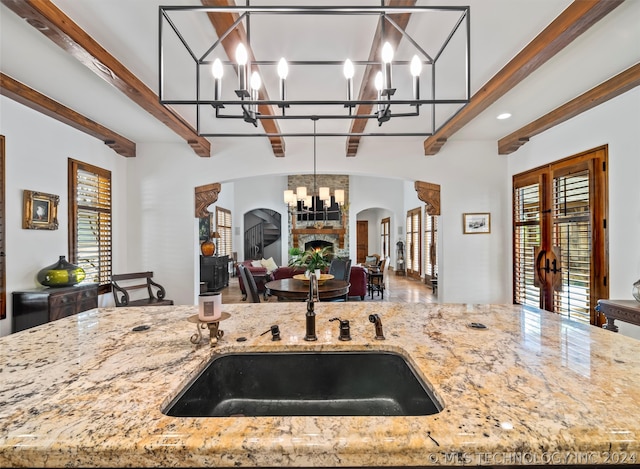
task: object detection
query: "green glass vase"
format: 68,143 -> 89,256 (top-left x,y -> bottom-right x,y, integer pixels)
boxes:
37,255 -> 86,288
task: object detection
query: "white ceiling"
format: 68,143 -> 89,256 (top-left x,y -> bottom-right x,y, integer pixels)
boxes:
2,0 -> 639,156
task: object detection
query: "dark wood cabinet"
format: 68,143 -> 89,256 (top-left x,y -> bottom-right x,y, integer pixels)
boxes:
200,255 -> 229,292
12,284 -> 98,333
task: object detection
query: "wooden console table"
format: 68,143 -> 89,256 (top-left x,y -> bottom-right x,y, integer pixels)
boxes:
596,299 -> 640,332
12,284 -> 98,333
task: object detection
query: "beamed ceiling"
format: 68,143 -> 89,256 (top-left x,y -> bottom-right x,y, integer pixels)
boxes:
1,0 -> 639,160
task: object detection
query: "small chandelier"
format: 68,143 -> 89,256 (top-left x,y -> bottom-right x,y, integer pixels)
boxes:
283,119 -> 344,216
159,4 -> 470,138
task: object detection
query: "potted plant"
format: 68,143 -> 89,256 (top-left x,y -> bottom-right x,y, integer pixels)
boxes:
292,246 -> 331,276
288,246 -> 303,267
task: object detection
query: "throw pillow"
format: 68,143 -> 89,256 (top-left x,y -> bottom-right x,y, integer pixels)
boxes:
261,257 -> 278,273
251,260 -> 263,268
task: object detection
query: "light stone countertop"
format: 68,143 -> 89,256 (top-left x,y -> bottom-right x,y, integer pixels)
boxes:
1,302 -> 639,467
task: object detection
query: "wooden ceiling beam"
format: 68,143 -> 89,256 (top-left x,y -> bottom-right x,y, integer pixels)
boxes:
202,0 -> 285,157
1,73 -> 136,157
423,0 -> 625,156
346,0 -> 416,157
499,63 -> 640,155
1,0 -> 211,157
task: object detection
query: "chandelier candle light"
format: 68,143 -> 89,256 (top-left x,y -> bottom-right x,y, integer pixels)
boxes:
283,120 -> 345,216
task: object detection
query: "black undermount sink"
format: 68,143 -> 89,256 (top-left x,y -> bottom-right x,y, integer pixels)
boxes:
163,351 -> 442,417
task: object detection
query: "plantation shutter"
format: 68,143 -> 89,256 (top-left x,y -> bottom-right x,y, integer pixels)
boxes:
216,207 -> 232,256
552,168 -> 592,323
406,208 -> 421,277
424,213 -> 438,280
513,177 -> 542,308
381,217 -> 390,259
69,160 -> 112,293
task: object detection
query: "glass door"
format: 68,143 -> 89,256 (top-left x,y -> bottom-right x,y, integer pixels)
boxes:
513,147 -> 608,325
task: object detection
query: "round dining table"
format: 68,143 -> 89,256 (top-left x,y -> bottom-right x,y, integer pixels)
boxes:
265,278 -> 350,301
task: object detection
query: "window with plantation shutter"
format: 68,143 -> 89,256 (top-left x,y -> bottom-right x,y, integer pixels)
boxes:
406,208 -> 421,278
380,217 -> 390,259
216,207 -> 232,257
69,159 -> 112,294
424,212 -> 438,281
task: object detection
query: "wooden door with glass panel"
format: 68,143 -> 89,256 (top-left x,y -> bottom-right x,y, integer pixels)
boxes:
513,147 -> 608,325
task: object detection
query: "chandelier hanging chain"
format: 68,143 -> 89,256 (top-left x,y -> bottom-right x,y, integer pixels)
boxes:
159,4 -> 471,137
313,119 -> 317,199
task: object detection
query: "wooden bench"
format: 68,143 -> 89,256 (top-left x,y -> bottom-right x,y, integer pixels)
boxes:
111,272 -> 174,307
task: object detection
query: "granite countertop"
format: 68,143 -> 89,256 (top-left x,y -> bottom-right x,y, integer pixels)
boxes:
1,302 -> 639,467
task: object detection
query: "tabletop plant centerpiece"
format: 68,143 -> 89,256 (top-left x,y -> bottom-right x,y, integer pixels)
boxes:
292,246 -> 331,279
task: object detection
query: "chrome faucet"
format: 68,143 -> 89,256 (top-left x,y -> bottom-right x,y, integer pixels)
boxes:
304,272 -> 319,341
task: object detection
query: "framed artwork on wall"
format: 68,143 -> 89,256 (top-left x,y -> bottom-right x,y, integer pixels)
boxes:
22,190 -> 59,230
199,214 -> 211,241
463,212 -> 490,234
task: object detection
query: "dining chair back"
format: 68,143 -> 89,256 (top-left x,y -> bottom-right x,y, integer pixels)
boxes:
329,258 -> 352,301
238,264 -> 261,303
329,258 -> 352,282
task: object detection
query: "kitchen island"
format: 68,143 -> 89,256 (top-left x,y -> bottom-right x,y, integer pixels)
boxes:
1,302 -> 639,467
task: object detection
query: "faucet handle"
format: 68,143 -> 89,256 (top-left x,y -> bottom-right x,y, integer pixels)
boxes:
329,317 -> 352,341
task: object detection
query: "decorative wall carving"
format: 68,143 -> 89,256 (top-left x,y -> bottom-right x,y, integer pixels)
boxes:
194,182 -> 221,218
414,181 -> 441,215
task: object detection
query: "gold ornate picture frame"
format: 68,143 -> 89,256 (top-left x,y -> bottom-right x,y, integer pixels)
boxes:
463,212 -> 491,234
23,190 -> 59,230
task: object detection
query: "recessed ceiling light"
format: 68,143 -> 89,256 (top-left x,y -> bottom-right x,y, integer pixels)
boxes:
497,113 -> 512,120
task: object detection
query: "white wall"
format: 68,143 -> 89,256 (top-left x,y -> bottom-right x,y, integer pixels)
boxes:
419,140 -> 511,303
8,87 -> 637,338
507,87 -> 640,339
1,97 -> 129,336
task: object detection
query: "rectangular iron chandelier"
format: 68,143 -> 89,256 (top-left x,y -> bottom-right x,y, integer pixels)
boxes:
159,3 -> 470,137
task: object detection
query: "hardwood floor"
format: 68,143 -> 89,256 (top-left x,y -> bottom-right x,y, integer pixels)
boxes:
220,270 -> 437,304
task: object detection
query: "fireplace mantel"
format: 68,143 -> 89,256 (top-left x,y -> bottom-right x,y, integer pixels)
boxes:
292,228 -> 346,249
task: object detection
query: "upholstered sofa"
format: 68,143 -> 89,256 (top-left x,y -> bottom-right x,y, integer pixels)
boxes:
347,265 -> 368,300
271,265 -> 307,280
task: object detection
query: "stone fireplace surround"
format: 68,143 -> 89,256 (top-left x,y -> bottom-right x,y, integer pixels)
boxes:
287,175 -> 349,258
